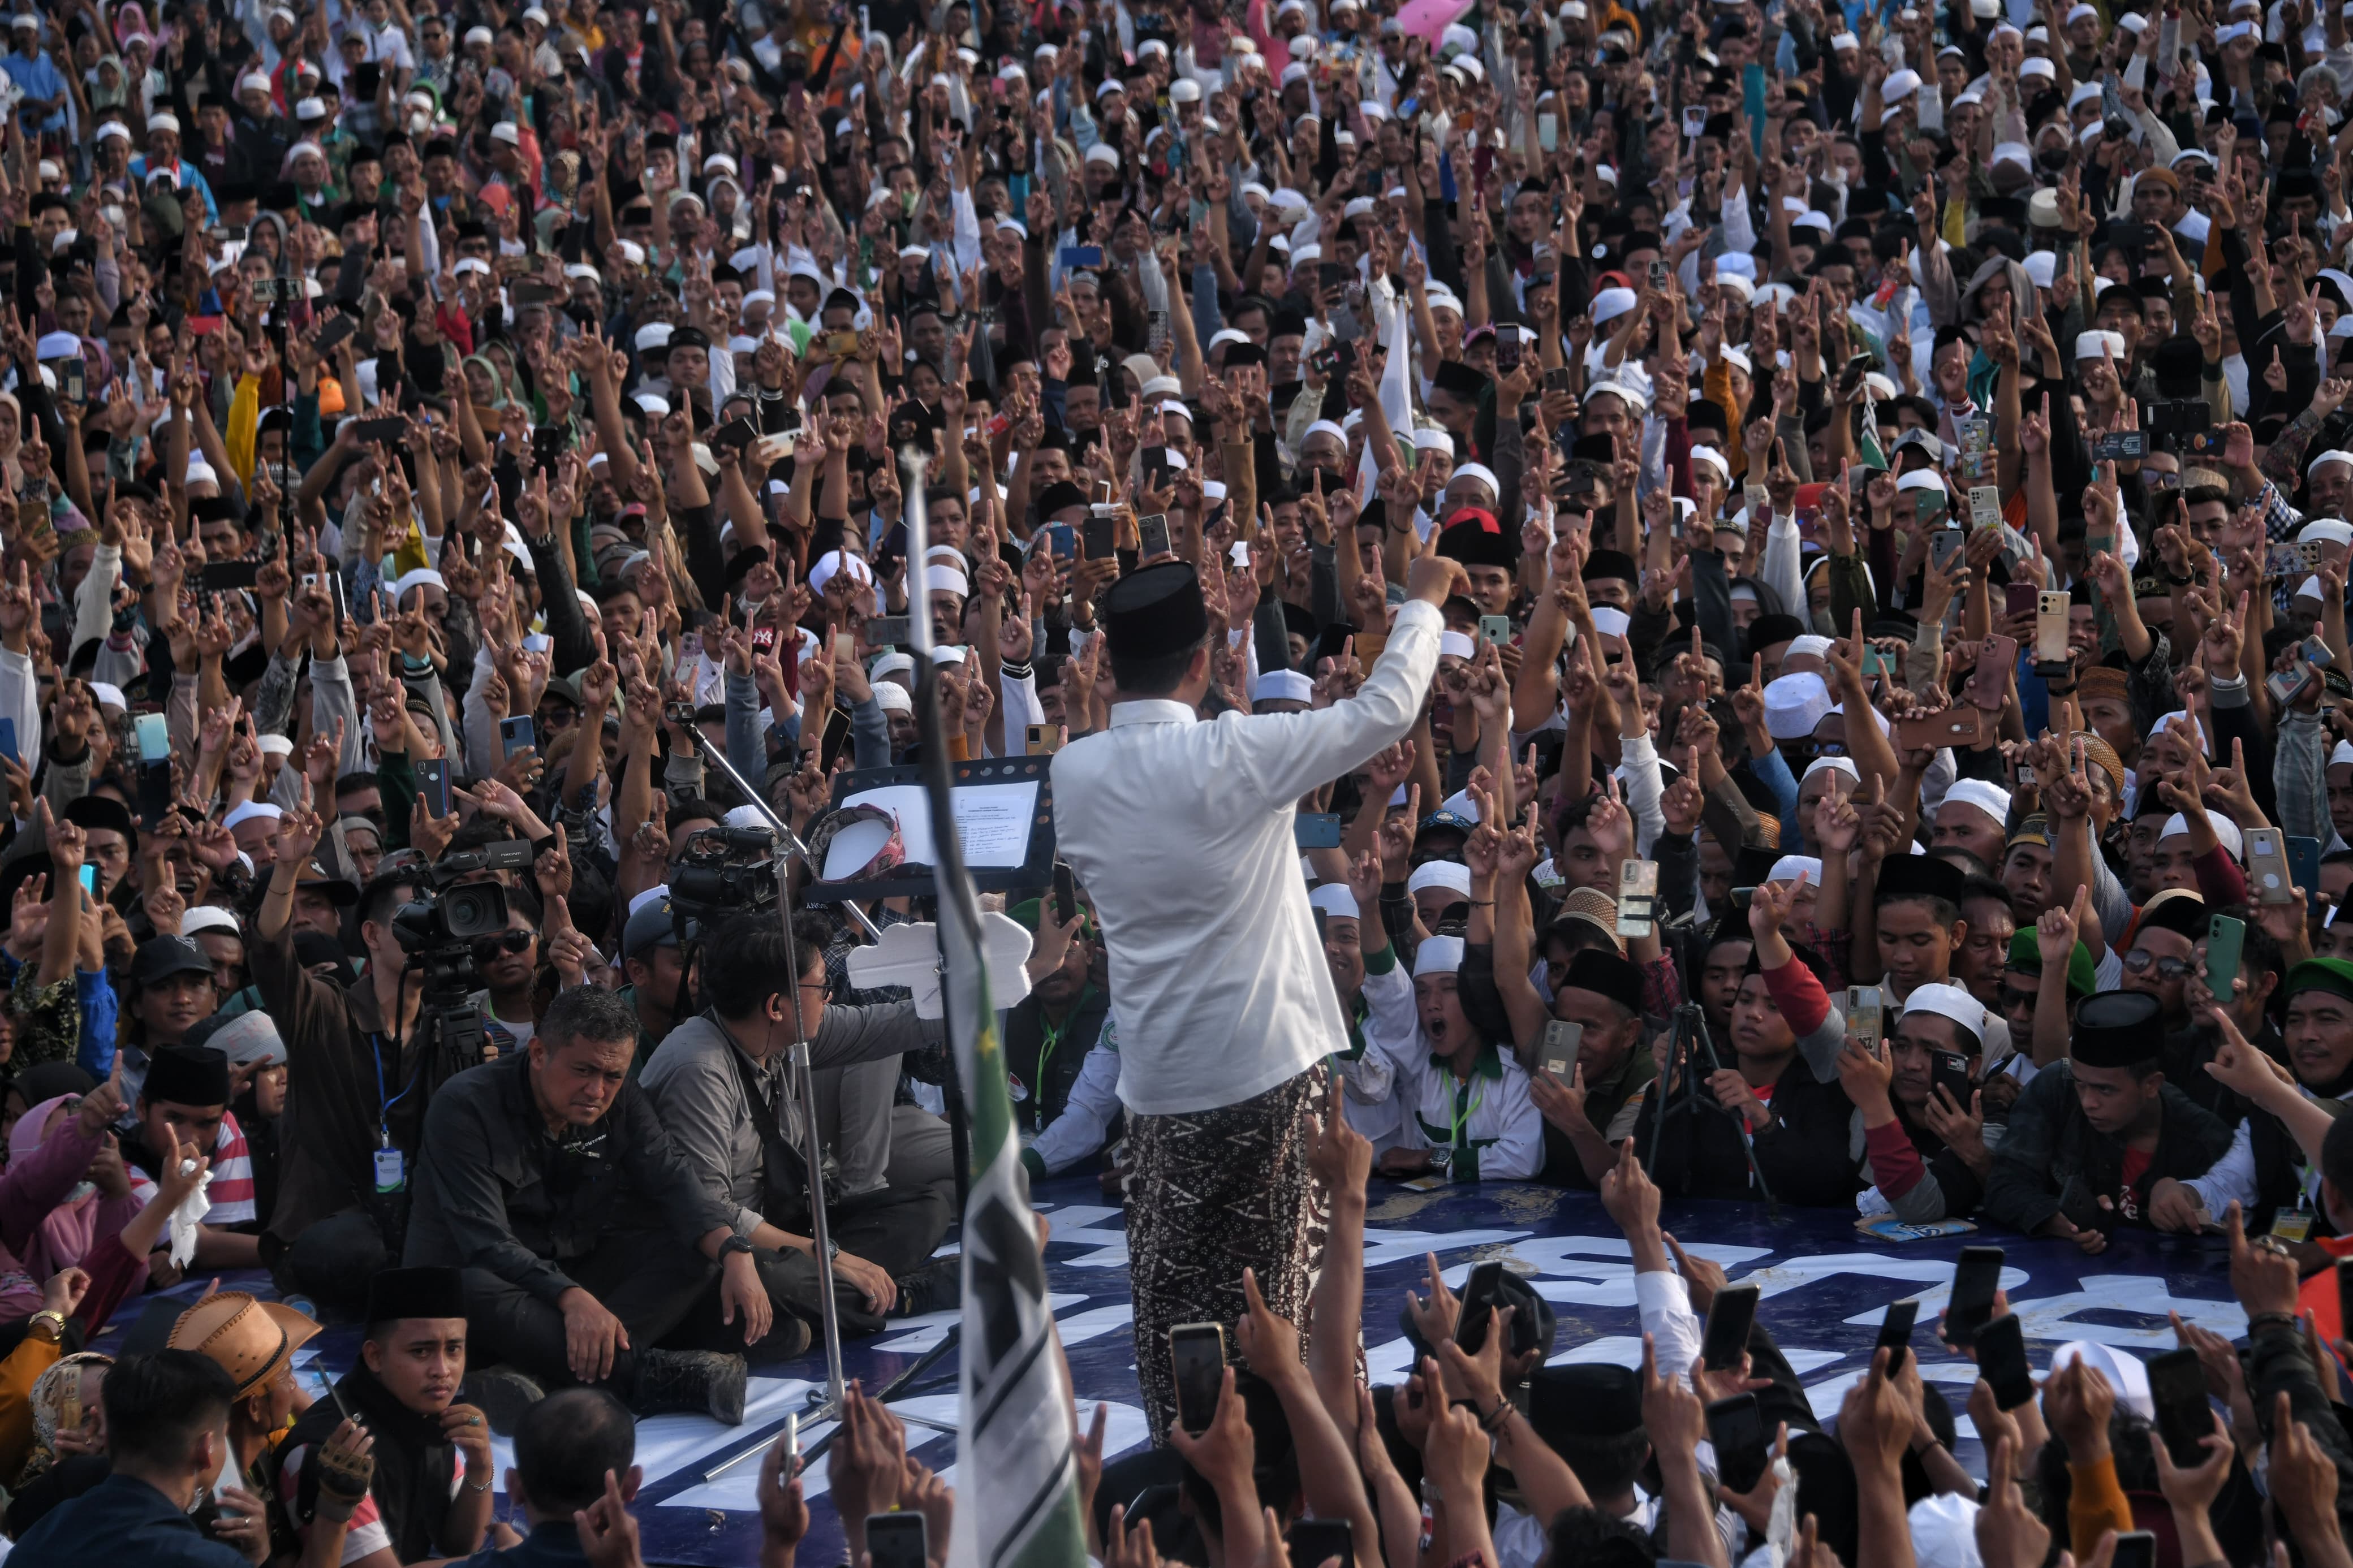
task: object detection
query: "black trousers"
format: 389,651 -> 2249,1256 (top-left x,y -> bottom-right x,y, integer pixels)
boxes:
670,1181 -> 950,1355
460,1229 -> 718,1400
278,1208 -> 394,1318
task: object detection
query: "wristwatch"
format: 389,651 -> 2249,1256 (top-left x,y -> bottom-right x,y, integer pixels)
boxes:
721,1236 -> 756,1259
824,1238 -> 842,1262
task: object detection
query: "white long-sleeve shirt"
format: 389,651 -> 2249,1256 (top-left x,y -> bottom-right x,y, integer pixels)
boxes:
1051,599 -> 1443,1115
1334,953 -> 1417,1152
1368,1032 -> 1544,1181
1028,1030 -> 1126,1174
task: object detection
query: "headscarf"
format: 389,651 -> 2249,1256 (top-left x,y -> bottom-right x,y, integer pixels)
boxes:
10,1095 -> 102,1283
18,1353 -> 111,1487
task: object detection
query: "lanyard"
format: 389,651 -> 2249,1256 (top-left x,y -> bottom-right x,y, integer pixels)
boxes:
1032,986 -> 1095,1122
1447,1076 -> 1485,1148
372,1033 -> 412,1145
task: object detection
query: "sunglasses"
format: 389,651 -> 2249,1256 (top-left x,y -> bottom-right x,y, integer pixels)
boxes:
2121,949 -> 2191,979
471,931 -> 535,962
1997,988 -> 2039,1013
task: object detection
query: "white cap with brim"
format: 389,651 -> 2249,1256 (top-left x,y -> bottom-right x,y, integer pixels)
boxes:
1899,981 -> 1986,1048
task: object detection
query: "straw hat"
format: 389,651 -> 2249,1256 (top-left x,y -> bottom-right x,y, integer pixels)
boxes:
169,1292 -> 321,1398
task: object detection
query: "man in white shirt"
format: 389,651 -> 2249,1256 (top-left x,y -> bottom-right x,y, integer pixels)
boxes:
1053,552 -> 1460,1435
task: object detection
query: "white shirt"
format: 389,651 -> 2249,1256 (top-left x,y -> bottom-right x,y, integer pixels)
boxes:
1370,1033 -> 1544,1181
1051,599 -> 1443,1115
1334,956 -> 1417,1151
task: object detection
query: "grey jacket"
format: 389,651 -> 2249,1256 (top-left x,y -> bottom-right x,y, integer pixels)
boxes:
639,1003 -> 941,1240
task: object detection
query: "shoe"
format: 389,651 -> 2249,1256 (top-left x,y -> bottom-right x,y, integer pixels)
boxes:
634,1348 -> 749,1425
890,1256 -> 962,1319
461,1367 -> 546,1435
751,1313 -> 813,1362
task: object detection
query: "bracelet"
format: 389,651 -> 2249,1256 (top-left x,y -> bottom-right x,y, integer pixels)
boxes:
1480,1397 -> 1513,1432
27,1310 -> 63,1342
1467,899 -> 1496,906
465,1475 -> 493,1494
2247,1310 -> 2300,1334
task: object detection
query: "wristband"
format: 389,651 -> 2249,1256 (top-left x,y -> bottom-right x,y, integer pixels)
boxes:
2247,1310 -> 2299,1334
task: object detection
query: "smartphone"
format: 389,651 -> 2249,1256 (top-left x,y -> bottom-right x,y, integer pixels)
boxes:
59,357 -> 83,403
1057,244 -> 1105,269
1141,446 -> 1173,491
1701,1283 -> 1760,1371
1967,485 -> 2002,529
416,757 -> 452,819
1838,352 -> 1874,396
1931,1051 -> 1976,1116
1040,523 -> 1077,561
1082,513 -> 1117,561
1847,985 -> 1884,1049
1914,490 -> 1949,526
353,415 -> 408,444
1682,105 -> 1707,138
1616,859 -> 1659,938
200,561 -> 261,591
499,715 -> 537,760
2033,591 -> 2070,668
314,312 -> 359,353
1455,1260 -> 1507,1352
1877,1299 -> 1919,1376
77,864 -> 96,897
1929,527 -> 1965,573
1287,1519 -> 1354,1568
1054,862 -> 1078,926
134,712 -> 171,764
1944,1246 -> 2003,1350
1295,812 -> 1344,848
867,615 -> 911,647
1537,112 -> 1559,152
2246,828 -> 2295,904
1540,1019 -> 1582,1083
1170,1323 -> 1227,1433
1647,258 -> 1669,291
2092,430 -> 2149,461
2002,582 -> 2039,620
1477,614 -> 1511,647
1137,513 -> 1171,558
2290,835 -> 2324,905
2339,1258 -> 2353,1360
2110,1532 -> 2157,1568
1967,634 -> 2018,708
866,1512 -> 928,1568
0,716 -> 15,765
1706,1394 -> 1770,1493
1966,1312 -> 2035,1410
710,416 -> 759,450
1025,723 -> 1063,755
2205,914 -> 2246,1003
2146,1347 -> 2215,1470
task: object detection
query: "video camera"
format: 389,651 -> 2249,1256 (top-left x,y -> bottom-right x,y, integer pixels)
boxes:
670,824 -> 781,922
390,840 -> 534,1073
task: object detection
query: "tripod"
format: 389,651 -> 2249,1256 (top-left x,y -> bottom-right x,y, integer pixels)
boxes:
664,720 -> 959,1466
1644,1001 -> 1782,1223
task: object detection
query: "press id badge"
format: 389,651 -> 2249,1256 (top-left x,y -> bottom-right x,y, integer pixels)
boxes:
374,1146 -> 406,1193
2273,1200 -> 2315,1244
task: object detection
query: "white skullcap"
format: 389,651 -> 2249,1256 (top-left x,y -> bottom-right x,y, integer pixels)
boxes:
392,568 -> 447,603
2152,710 -> 2209,755
635,322 -> 673,352
1453,460 -> 1499,494
2332,740 -> 2353,770
2023,251 -> 2058,289
1897,469 -> 1949,494
1407,861 -> 1476,898
1591,606 -> 1632,639
89,682 -> 127,710
2160,811 -> 2244,861
1763,672 -> 1834,740
925,564 -> 969,598
1688,445 -> 1730,479
1766,854 -> 1822,885
1311,884 -> 1361,920
221,801 -> 283,831
2297,517 -> 2353,546
180,905 -> 243,939
256,734 -> 296,758
1438,630 -> 1476,660
1251,669 -> 1315,705
147,111 -> 180,134
1900,981 -> 1988,1048
1590,286 -> 1640,325
1413,935 -> 1466,977
1883,68 -> 1922,101
808,550 -> 872,595
874,683 -> 914,715
1802,755 -> 1860,784
2075,329 -> 2127,361
1942,779 -> 2012,827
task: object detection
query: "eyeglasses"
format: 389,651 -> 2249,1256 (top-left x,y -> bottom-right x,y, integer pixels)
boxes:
471,931 -> 535,962
2122,949 -> 2191,979
1997,988 -> 2039,1013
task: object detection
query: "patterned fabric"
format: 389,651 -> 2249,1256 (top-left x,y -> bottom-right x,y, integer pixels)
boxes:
1125,1064 -> 1330,1440
8,966 -> 79,1072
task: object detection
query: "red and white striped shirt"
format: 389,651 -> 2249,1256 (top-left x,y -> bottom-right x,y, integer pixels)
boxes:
128,1112 -> 257,1228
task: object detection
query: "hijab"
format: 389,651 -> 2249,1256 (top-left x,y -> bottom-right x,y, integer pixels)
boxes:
10,1096 -> 101,1284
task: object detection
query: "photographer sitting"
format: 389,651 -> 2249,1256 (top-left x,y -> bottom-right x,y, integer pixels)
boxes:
404,986 -> 771,1430
249,789 -> 431,1318
641,910 -> 962,1345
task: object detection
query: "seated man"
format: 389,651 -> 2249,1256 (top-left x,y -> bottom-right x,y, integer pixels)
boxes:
1526,946 -> 1660,1189
1842,982 -> 1993,1224
483,1388 -> 641,1566
404,986 -> 770,1429
121,1046 -> 261,1276
1006,897 -> 1128,1180
279,1267 -> 495,1563
641,912 -> 960,1344
6,1350 -> 250,1567
1983,989 -> 2251,1251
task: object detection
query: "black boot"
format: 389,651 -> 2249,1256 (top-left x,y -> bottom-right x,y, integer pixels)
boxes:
749,1313 -> 813,1363
461,1367 -> 546,1436
890,1257 -> 963,1319
632,1348 -> 748,1424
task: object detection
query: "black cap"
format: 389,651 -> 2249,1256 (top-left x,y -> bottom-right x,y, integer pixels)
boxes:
131,934 -> 217,991
1526,1364 -> 1643,1447
143,1044 -> 231,1109
2071,989 -> 2165,1070
365,1266 -> 469,1325
1558,948 -> 1645,1015
1101,563 -> 1210,664
1873,852 -> 1967,911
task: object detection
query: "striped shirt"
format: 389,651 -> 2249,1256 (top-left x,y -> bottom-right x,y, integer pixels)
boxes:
127,1113 -> 257,1227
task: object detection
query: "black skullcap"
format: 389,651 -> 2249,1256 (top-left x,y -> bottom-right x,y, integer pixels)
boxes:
1558,947 -> 1645,1015
1431,359 -> 1489,399
143,1045 -> 231,1109
2070,989 -> 2165,1069
1527,1364 -> 1643,1446
1033,480 -> 1090,519
666,326 -> 710,353
1745,612 -> 1805,653
723,546 -> 769,588
12,1062 -> 94,1108
1101,562 -> 1210,662
365,1267 -> 469,1325
1581,548 -> 1640,587
61,793 -> 137,850
1436,511 -> 1519,569
1873,853 -> 1967,910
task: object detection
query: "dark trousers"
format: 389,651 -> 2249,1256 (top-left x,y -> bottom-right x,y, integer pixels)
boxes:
279,1209 -> 394,1318
670,1181 -> 950,1354
460,1229 -> 717,1401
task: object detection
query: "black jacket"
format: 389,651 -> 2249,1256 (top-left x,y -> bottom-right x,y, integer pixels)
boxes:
402,1050 -> 731,1304
285,1364 -> 458,1563
1982,1064 -> 2236,1236
1633,1052 -> 1859,1209
1003,986 -> 1111,1138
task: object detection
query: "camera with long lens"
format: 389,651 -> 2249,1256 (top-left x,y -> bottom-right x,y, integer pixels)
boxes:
391,840 -> 535,1076
670,824 -> 781,923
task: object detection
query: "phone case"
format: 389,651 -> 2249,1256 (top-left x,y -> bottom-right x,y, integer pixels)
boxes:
2035,593 -> 2070,664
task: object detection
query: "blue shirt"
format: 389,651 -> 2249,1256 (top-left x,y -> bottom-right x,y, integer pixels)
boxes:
460,1519 -> 592,1565
0,50 -> 66,133
8,1472 -> 251,1568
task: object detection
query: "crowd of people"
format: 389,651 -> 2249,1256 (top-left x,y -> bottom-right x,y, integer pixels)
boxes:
0,0 -> 2339,1550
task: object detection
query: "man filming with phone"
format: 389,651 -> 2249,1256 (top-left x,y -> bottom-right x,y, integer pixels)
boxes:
1051,551 -> 1463,1436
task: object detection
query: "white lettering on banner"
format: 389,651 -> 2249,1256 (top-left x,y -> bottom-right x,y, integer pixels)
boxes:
874,1293 -> 1091,1353
1051,1209 -> 1539,1271
1731,1250 -> 2031,1306
1442,1236 -> 1774,1306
